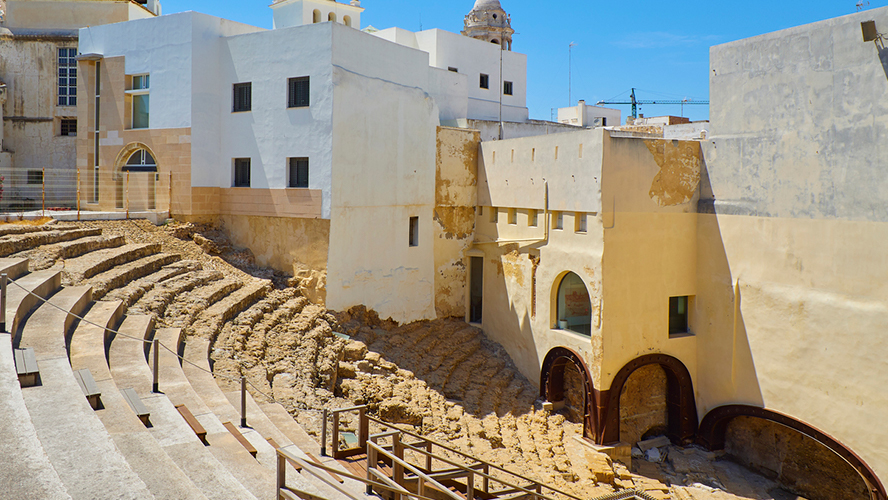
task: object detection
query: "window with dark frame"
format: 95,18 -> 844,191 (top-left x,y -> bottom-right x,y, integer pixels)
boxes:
58,47 -> 77,107
288,77 -> 310,108
289,157 -> 309,188
232,83 -> 252,112
60,119 -> 77,136
669,296 -> 690,336
504,81 -> 513,95
233,158 -> 251,187
408,216 -> 419,247
479,73 -> 489,89
27,170 -> 43,185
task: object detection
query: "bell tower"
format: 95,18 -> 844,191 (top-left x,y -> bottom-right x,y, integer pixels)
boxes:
462,0 -> 513,51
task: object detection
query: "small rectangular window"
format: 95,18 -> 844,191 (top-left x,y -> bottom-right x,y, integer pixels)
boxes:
27,170 -> 43,185
490,208 -> 498,223
60,119 -> 77,136
131,74 -> 149,90
503,81 -> 513,95
233,158 -> 251,187
408,216 -> 419,247
575,213 -> 587,233
508,208 -> 517,225
58,47 -> 77,107
529,209 -> 538,227
289,157 -> 309,188
553,211 -> 563,230
555,146 -> 559,160
233,82 -> 252,112
132,94 -> 149,129
448,67 -> 459,73
579,143 -> 584,158
479,73 -> 489,89
288,77 -> 309,108
669,296 -> 690,336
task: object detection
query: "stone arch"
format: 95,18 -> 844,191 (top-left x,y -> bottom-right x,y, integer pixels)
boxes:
328,12 -> 336,23
600,354 -> 697,445
343,15 -> 351,27
114,142 -> 157,170
699,405 -> 886,500
113,142 -> 159,211
312,9 -> 321,23
540,347 -> 598,441
551,271 -> 592,336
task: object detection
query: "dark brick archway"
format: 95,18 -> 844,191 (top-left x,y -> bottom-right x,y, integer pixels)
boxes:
599,354 -> 697,445
540,347 -> 600,442
698,405 -> 886,500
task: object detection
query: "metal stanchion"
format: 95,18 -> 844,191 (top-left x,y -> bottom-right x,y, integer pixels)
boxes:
321,409 -> 328,457
241,376 -> 247,428
152,338 -> 159,393
0,273 -> 7,333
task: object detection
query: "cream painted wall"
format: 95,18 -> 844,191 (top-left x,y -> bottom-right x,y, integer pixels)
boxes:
271,0 -> 362,30
5,0 -> 149,30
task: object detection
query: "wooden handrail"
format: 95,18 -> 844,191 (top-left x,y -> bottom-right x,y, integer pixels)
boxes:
367,441 -> 463,500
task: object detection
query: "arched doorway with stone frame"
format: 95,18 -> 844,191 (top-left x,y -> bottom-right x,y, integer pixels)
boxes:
114,143 -> 159,211
540,347 -> 599,442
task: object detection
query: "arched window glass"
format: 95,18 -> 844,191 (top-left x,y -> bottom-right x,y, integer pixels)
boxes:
312,9 -> 321,23
556,272 -> 591,336
123,149 -> 157,172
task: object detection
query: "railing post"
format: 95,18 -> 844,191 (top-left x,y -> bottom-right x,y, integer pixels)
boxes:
482,464 -> 489,494
240,376 -> 247,428
320,409 -> 328,457
152,338 -> 159,393
393,433 -> 404,500
276,451 -> 286,500
331,411 -> 340,458
125,171 -> 130,219
0,273 -> 7,333
76,167 -> 81,221
358,407 -> 368,450
426,441 -> 432,472
41,167 -> 45,217
467,471 -> 474,500
366,443 -> 376,496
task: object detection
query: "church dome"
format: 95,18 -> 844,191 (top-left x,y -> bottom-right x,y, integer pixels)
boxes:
463,0 -> 513,50
471,0 -> 502,10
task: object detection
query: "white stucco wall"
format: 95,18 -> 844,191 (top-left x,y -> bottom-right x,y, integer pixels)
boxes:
271,0 -> 362,31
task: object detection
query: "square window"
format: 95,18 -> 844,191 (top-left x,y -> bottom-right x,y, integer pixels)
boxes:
233,158 -> 251,187
233,82 -> 252,112
288,157 -> 309,188
60,119 -> 77,136
529,209 -> 538,227
575,212 -> 587,233
508,208 -> 517,225
504,81 -> 513,95
553,211 -> 563,230
408,216 -> 419,247
669,296 -> 691,336
288,77 -> 309,108
132,74 -> 149,90
27,170 -> 43,185
480,73 -> 489,89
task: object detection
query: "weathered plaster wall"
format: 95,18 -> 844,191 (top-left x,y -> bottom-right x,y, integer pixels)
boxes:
725,416 -> 869,500
619,364 -> 667,445
325,27 -> 440,323
433,126 -> 479,319
699,7 -> 888,486
5,0 -> 145,30
598,134 -> 700,390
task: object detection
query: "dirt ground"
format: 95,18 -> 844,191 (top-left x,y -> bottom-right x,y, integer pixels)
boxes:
50,219 -> 812,500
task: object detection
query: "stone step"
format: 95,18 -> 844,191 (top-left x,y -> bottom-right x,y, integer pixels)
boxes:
15,235 -> 127,271
103,260 -> 202,309
0,223 -> 78,238
7,270 -> 63,343
187,279 -> 272,341
0,228 -> 103,258
18,286 -> 155,500
69,301 -> 209,500
161,278 -> 243,330
151,329 -> 277,500
0,331 -> 71,499
62,243 -> 162,284
88,253 -> 181,300
130,270 -> 223,319
0,257 -> 31,280
108,315 -> 258,500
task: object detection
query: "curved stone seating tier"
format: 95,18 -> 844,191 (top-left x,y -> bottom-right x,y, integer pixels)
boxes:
86,253 -> 181,300
62,243 -> 161,285
17,286 -> 155,499
69,301 -> 209,500
108,314 -> 259,500
151,328 -> 277,500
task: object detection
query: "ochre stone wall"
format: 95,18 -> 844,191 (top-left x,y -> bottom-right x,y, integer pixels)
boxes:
562,361 -> 586,424
619,364 -> 667,444
725,416 -> 870,500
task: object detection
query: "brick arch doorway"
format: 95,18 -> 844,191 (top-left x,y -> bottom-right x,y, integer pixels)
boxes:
698,405 -> 886,500
600,354 -> 697,445
113,142 -> 158,211
540,347 -> 598,441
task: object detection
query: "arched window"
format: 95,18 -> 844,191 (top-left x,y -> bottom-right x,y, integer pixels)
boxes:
556,272 -> 591,336
343,15 -> 351,27
123,149 -> 157,172
328,12 -> 336,23
491,39 -> 500,45
312,9 -> 321,23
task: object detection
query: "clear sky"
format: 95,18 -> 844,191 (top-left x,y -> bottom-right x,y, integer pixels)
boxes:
160,0 -> 887,123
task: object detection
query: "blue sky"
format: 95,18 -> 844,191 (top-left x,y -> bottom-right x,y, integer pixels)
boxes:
161,0 -> 887,123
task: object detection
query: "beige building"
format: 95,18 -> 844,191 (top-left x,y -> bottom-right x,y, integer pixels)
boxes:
0,0 -> 158,210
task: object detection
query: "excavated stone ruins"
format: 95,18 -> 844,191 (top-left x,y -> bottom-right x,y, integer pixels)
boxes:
7,218 -> 816,500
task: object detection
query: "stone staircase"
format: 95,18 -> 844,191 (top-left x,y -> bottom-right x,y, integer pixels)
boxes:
0,223 -> 361,500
